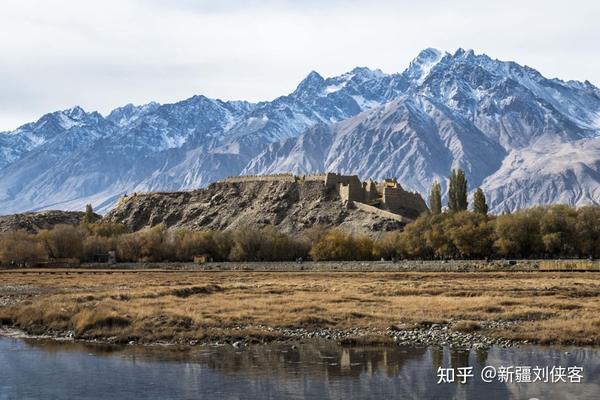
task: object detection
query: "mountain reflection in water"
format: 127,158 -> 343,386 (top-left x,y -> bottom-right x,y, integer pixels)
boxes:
1,336 -> 599,399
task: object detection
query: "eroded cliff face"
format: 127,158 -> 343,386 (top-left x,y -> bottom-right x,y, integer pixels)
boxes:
103,180 -> 425,237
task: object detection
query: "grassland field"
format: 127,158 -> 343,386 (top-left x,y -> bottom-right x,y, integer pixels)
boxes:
1,266 -> 599,346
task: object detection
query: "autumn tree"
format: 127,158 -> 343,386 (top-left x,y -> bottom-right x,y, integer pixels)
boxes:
38,224 -> 84,259
539,205 -> 578,257
398,215 -> 434,258
310,230 -> 374,261
494,208 -> 544,258
373,232 -> 403,260
446,211 -> 494,258
0,231 -> 47,265
229,227 -> 309,261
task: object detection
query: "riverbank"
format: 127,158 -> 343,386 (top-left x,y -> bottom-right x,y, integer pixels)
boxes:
1,268 -> 599,348
38,259 -> 545,272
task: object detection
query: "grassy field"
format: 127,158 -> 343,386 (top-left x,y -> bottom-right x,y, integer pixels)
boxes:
1,269 -> 599,345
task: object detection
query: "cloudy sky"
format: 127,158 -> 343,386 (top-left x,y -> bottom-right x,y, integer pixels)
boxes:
1,0 -> 598,131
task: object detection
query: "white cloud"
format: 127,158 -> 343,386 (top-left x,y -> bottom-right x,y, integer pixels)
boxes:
0,0 -> 599,131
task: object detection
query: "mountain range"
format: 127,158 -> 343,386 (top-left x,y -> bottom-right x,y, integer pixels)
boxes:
1,48 -> 599,215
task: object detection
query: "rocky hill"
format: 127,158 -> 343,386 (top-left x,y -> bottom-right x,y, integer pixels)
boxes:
104,178 -> 427,237
0,210 -> 100,233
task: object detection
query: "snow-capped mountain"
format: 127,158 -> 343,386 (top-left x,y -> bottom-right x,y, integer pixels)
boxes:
0,48 -> 599,214
246,49 -> 600,212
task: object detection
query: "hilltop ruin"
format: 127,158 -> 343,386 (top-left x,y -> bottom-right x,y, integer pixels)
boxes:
220,172 -> 428,219
106,172 -> 428,237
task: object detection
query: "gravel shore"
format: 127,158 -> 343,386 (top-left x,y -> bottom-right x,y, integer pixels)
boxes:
69,259 -> 541,272
1,321 -> 520,351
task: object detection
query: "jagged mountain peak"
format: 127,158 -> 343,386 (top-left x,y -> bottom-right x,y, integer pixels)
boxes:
293,70 -> 325,94
64,105 -> 86,119
348,66 -> 387,80
404,47 -> 447,84
417,47 -> 446,61
452,47 -> 476,58
13,105 -> 99,135
106,102 -> 161,127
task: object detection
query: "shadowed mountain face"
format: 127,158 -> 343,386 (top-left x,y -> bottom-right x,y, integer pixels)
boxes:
1,48 -> 599,214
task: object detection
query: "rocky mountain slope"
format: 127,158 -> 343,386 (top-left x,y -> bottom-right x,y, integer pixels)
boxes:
104,180 -> 411,237
245,50 -> 600,212
0,210 -> 100,233
1,48 -> 599,214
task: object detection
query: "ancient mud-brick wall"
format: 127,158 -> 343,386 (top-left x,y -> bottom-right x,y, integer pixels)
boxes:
323,173 -> 361,188
303,173 -> 328,182
216,172 -> 427,219
221,174 -> 297,183
337,181 -> 365,203
382,186 -> 428,218
382,187 -> 405,213
344,181 -> 365,202
324,173 -> 364,202
363,180 -> 379,203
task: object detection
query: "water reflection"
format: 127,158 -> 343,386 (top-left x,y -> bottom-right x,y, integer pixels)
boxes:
0,336 -> 599,399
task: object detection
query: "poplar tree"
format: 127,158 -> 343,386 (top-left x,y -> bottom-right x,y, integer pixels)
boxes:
428,181 -> 442,214
448,169 -> 468,212
473,188 -> 488,215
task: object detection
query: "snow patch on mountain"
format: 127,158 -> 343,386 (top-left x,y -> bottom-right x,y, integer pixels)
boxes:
324,82 -> 347,94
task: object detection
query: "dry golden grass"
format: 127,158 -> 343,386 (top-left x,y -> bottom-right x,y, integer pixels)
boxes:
1,269 -> 599,345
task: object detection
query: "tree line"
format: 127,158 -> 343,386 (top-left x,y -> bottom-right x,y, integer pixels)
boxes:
0,205 -> 598,265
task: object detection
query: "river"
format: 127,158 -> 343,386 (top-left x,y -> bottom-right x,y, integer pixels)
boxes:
0,335 -> 599,399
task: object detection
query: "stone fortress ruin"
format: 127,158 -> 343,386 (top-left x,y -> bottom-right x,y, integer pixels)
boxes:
221,172 -> 428,220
